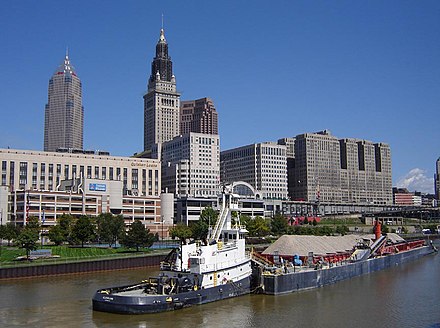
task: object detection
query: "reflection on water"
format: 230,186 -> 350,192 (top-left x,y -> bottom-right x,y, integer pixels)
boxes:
1,244 -> 439,328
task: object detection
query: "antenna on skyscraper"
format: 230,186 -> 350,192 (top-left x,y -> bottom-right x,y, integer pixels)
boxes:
161,13 -> 164,29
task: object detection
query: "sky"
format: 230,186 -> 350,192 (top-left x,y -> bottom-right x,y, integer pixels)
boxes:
0,1 -> 439,193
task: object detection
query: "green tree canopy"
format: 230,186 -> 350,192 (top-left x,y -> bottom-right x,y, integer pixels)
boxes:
16,227 -> 39,259
190,221 -> 209,244
240,215 -> 251,227
48,224 -> 65,246
200,207 -> 218,226
246,216 -> 270,237
169,223 -> 193,245
71,216 -> 95,247
335,225 -> 349,236
0,223 -> 21,246
96,213 -> 125,247
26,217 -> 41,232
271,214 -> 288,236
58,214 -> 75,244
121,220 -> 155,251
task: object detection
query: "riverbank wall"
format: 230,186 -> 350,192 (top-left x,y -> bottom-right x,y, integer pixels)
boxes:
0,253 -> 166,280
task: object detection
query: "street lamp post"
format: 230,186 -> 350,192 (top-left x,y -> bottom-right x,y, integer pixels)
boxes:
0,209 -> 2,263
41,208 -> 45,248
161,216 -> 165,248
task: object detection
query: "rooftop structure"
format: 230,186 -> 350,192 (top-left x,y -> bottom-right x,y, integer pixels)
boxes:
180,97 -> 218,135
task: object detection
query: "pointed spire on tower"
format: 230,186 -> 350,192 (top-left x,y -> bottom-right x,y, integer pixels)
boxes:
55,49 -> 77,76
150,20 -> 173,82
159,28 -> 166,43
159,14 -> 166,43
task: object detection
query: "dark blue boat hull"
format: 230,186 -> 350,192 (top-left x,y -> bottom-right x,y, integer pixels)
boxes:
92,276 -> 251,314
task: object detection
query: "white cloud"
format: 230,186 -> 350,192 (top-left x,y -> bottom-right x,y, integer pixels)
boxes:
396,168 -> 434,194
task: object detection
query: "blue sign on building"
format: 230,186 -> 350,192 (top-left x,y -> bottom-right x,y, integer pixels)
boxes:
89,183 -> 106,192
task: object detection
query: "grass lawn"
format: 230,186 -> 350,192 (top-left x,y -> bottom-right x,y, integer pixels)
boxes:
0,245 -> 156,265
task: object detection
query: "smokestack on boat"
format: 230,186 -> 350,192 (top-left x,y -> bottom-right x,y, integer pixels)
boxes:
373,220 -> 382,240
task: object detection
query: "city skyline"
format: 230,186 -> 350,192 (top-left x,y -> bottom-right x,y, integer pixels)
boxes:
0,1 -> 438,193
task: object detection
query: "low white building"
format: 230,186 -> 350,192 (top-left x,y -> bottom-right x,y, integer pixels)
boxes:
0,148 -> 173,236
0,148 -> 161,196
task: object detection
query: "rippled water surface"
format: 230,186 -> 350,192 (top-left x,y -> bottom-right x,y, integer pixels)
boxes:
1,243 -> 439,328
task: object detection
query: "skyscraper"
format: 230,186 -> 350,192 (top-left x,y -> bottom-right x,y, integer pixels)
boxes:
44,53 -> 84,152
143,28 -> 181,152
180,97 -> 218,135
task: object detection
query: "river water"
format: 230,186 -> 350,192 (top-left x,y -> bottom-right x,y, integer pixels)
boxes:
1,244 -> 439,328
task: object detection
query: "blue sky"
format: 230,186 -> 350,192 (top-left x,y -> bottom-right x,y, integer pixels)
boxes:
0,1 -> 439,193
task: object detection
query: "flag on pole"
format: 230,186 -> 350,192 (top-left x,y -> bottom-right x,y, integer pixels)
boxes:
26,191 -> 30,221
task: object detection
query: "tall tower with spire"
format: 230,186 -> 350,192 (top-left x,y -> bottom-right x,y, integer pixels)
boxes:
44,53 -> 84,152
144,28 -> 180,152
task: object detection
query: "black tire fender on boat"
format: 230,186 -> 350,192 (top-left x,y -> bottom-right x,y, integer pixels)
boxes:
174,302 -> 184,310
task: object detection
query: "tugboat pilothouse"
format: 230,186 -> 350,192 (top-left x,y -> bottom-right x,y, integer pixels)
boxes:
92,188 -> 252,314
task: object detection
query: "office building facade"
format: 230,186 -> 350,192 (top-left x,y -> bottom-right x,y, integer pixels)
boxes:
293,131 -> 342,202
288,130 -> 392,204
220,142 -> 288,200
44,53 -> 84,152
160,133 -> 220,198
143,28 -> 180,152
180,97 -> 218,135
0,148 -> 160,197
339,138 -> 392,204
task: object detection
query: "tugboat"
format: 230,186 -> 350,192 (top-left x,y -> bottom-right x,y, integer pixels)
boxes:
92,187 -> 252,314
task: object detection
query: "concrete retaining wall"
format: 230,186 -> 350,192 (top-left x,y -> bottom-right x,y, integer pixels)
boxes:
0,254 -> 165,280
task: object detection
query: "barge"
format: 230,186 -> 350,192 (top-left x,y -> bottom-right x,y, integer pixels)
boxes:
254,222 -> 437,295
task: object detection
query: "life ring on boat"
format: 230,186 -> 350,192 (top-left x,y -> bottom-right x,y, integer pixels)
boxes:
193,285 -> 198,291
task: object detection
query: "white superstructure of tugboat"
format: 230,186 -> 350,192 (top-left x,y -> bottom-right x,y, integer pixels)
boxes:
92,187 -> 252,314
